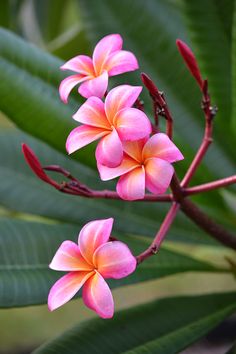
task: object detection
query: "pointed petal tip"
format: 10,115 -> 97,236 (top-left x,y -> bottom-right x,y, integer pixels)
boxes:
176,150 -> 184,161
99,310 -> 114,319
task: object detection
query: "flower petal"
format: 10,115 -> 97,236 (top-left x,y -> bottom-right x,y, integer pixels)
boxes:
73,97 -> 109,129
122,139 -> 148,162
49,241 -> 93,271
105,50 -> 139,76
59,74 -> 87,104
82,272 -> 114,318
117,167 -> 145,201
94,241 -> 136,279
115,108 -> 152,141
95,129 -> 123,167
61,55 -> 94,76
93,34 -> 123,75
142,133 -> 184,162
66,125 -> 107,154
79,71 -> 108,98
78,218 -> 114,264
145,157 -> 174,194
97,155 -> 138,181
105,85 -> 142,124
48,271 -> 94,311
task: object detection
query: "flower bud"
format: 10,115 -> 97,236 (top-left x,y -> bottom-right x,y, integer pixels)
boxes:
176,39 -> 203,89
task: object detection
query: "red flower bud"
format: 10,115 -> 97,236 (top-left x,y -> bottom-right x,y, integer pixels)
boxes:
22,143 -> 60,189
176,39 -> 203,89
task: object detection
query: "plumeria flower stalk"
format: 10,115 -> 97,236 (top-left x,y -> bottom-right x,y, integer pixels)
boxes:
48,218 -> 136,318
59,33 -> 138,102
98,133 -> 183,200
66,85 -> 152,167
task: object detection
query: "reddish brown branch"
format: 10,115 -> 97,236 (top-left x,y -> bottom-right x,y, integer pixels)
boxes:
180,199 -> 236,250
184,176 -> 236,196
181,80 -> 217,187
134,98 -> 145,112
44,165 -> 77,181
136,203 -> 180,264
141,73 -> 173,139
59,184 -> 173,202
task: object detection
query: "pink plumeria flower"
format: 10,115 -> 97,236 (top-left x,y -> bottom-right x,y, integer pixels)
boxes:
59,33 -> 139,102
66,85 -> 152,167
48,218 -> 136,319
98,133 -> 184,200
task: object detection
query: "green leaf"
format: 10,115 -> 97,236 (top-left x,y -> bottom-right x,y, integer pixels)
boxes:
231,2 -> 236,134
227,344 -> 236,354
0,0 -> 11,29
33,0 -> 68,41
0,27 -> 96,167
0,216 -> 220,307
48,26 -> 91,60
34,292 -> 236,354
182,0 -> 234,151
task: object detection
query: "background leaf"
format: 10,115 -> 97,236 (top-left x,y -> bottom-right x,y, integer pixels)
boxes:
182,0 -> 234,153
0,27 -> 97,166
34,292 -> 236,354
231,1 -> 236,134
33,0 -> 68,42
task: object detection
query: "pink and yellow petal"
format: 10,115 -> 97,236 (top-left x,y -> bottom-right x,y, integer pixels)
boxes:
48,271 -> 94,311
105,85 -> 142,124
78,218 -> 114,264
117,167 -> 145,201
97,155 -> 138,181
66,125 -> 108,154
73,97 -> 109,129
104,50 -> 139,76
115,108 -> 151,141
59,74 -> 87,104
61,55 -> 94,76
95,129 -> 123,168
122,139 -> 148,163
49,241 -> 92,271
142,133 -> 184,162
94,241 -> 136,279
82,272 -> 114,319
145,157 -> 174,194
78,71 -> 108,99
93,34 -> 123,75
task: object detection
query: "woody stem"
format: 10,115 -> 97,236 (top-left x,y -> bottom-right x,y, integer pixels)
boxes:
136,202 -> 180,264
181,80 -> 217,187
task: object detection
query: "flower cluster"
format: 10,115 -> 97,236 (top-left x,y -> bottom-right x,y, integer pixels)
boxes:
48,33 -> 184,319
60,34 -> 183,200
23,33 -> 236,320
